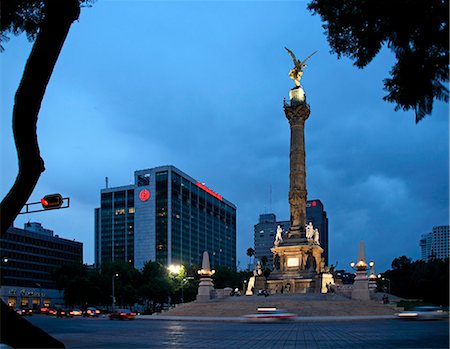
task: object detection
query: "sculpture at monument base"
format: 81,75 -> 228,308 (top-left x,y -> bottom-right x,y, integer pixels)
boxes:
246,261 -> 267,295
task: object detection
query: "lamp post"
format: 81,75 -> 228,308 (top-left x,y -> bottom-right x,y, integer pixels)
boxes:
35,283 -> 42,308
112,273 -> 118,312
167,264 -> 188,306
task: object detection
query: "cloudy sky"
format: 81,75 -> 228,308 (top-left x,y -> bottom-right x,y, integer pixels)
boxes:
1,1 -> 448,273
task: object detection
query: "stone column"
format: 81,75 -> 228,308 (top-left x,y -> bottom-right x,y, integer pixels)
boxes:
284,96 -> 310,238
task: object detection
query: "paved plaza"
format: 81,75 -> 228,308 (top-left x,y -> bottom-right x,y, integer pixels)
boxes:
22,315 -> 449,349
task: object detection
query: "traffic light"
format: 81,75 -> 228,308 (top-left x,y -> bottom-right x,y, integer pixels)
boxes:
40,194 -> 64,209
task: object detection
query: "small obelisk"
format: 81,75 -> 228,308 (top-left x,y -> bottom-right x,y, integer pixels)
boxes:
352,240 -> 370,300
196,251 -> 216,301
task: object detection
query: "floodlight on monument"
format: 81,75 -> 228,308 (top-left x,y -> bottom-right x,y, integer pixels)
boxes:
369,261 -> 374,267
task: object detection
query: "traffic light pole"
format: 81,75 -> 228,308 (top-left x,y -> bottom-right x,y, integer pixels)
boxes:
18,197 -> 70,215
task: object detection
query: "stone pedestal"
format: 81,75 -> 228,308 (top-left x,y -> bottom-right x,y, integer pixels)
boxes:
351,270 -> 370,300
196,277 -> 215,302
267,242 -> 323,294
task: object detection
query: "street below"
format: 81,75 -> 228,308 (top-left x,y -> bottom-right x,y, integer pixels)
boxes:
25,315 -> 449,349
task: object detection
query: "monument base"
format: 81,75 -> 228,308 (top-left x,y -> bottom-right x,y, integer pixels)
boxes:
267,241 -> 324,294
196,277 -> 215,302
266,277 -> 318,294
351,270 -> 370,300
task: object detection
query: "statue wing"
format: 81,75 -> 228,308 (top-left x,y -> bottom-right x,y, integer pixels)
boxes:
300,50 -> 318,68
284,47 -> 299,66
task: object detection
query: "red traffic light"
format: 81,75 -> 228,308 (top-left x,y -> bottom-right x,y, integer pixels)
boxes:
40,194 -> 64,209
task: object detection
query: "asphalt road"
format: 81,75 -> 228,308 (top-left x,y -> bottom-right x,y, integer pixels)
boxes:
22,315 -> 449,349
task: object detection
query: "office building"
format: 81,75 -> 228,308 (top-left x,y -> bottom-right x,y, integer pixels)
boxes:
254,199 -> 329,268
420,225 -> 449,261
0,222 -> 83,309
96,165 -> 237,270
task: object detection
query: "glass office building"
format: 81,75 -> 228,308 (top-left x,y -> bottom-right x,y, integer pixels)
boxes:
96,166 -> 237,270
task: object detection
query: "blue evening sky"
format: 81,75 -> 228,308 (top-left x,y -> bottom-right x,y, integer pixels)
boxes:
1,1 -> 448,272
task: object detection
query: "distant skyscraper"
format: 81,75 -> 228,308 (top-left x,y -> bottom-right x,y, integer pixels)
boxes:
420,225 -> 449,261
95,165 -> 237,270
253,199 -> 329,268
254,214 -> 289,269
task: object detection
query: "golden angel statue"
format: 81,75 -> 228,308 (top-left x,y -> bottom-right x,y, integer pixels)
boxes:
285,47 -> 317,87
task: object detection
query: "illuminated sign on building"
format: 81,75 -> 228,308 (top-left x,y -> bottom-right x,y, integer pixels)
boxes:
139,189 -> 150,202
196,181 -> 222,201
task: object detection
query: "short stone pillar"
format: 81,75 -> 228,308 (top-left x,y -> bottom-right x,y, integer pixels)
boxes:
352,270 -> 370,300
196,251 -> 216,302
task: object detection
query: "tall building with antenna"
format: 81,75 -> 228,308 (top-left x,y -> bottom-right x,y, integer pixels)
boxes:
95,165 -> 237,270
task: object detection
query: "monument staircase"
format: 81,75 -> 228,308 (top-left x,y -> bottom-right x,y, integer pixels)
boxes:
160,293 -> 400,317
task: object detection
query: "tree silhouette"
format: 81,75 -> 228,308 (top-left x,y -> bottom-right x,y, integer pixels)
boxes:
308,0 -> 449,122
0,1 -> 93,347
246,247 -> 255,269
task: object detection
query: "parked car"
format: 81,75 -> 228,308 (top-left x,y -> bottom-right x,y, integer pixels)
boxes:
108,309 -> 137,320
397,306 -> 448,320
69,308 -> 83,316
15,308 -> 33,316
243,307 -> 297,322
83,307 -> 101,317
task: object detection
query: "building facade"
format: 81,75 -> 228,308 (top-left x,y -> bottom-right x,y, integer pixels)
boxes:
254,214 -> 289,269
0,223 -> 83,309
420,225 -> 449,261
96,165 -> 237,270
254,199 -> 329,269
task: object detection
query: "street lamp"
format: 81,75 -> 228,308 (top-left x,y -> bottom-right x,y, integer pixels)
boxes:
168,264 -> 186,304
112,273 -> 119,312
368,261 -> 377,281
35,283 -> 42,308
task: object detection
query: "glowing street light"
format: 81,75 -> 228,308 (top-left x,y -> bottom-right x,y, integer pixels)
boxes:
168,264 -> 181,275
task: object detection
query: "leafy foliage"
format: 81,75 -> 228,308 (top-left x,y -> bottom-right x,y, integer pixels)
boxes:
0,0 -> 95,51
308,0 -> 449,122
383,256 -> 449,305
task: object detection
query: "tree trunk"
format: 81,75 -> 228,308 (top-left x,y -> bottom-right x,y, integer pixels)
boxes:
0,1 -> 80,348
0,0 -> 80,236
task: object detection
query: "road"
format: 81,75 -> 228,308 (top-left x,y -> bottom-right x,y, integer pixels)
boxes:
22,315 -> 449,349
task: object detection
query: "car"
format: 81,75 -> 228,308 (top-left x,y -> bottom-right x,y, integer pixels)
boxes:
56,308 -> 72,318
108,309 -> 137,320
83,307 -> 101,317
243,307 -> 297,322
397,306 -> 448,320
40,307 -> 51,315
69,308 -> 83,316
15,308 -> 33,316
